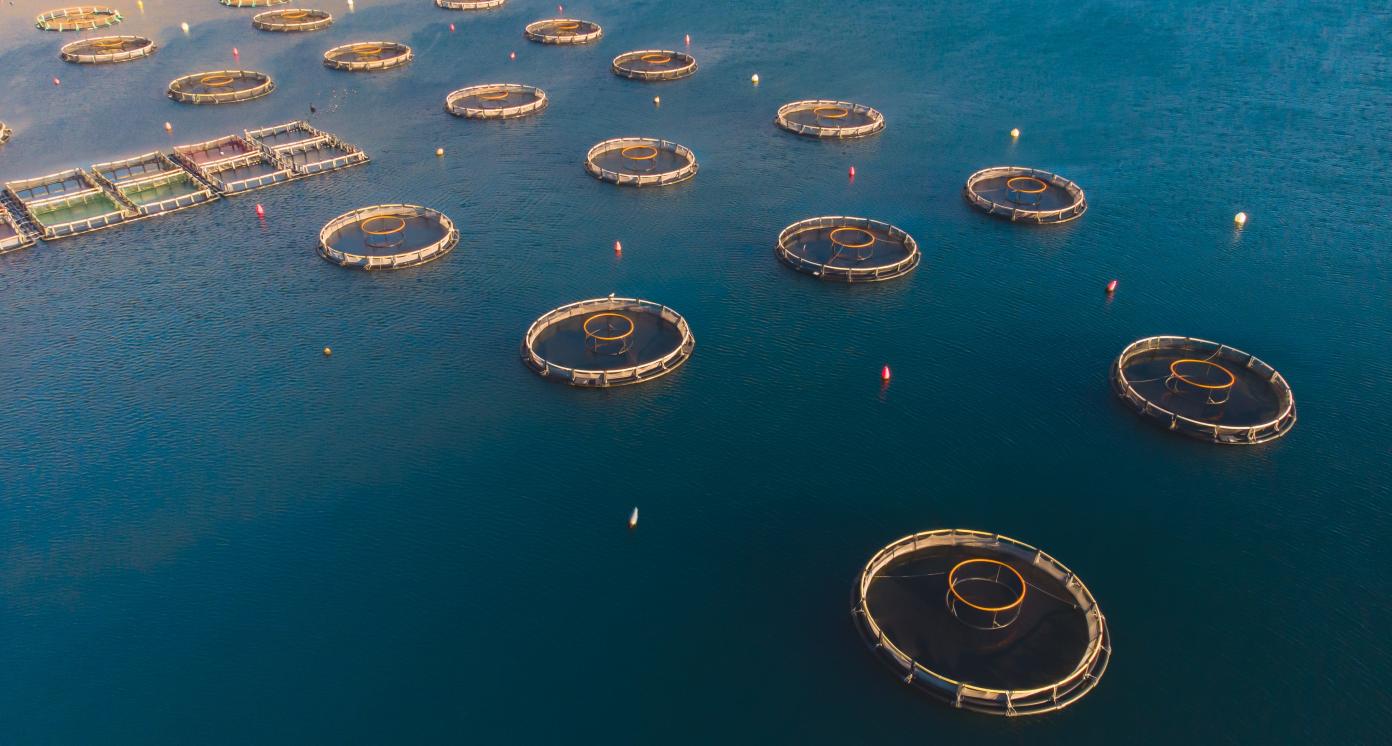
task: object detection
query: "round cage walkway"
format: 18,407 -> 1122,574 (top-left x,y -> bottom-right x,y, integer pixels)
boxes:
585,138 -> 698,187
36,6 -> 122,31
776,100 -> 885,139
523,297 -> 695,387
776,216 -> 920,282
318,204 -> 459,270
221,0 -> 290,7
168,70 -> 275,104
611,50 -> 698,81
59,35 -> 155,64
1111,336 -> 1296,444
252,8 -> 333,31
323,41 -> 413,71
436,0 -> 506,9
524,18 -> 602,45
446,84 -> 547,119
964,166 -> 1087,224
854,529 -> 1111,717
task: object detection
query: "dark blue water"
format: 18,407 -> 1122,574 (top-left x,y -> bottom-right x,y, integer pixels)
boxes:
2,0 -> 1389,742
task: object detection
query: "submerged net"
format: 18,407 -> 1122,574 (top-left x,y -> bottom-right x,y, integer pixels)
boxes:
523,298 -> 695,386
168,70 -> 275,104
323,41 -> 413,70
524,18 -> 603,44
60,35 -> 155,63
611,50 -> 698,80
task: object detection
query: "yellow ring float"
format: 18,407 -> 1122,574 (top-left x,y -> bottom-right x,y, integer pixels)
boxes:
948,558 -> 1028,613
478,90 -> 511,101
281,10 -> 309,19
199,74 -> 236,87
639,53 -> 672,64
359,215 -> 407,236
1006,176 -> 1048,194
619,145 -> 659,161
828,226 -> 876,249
583,312 -> 635,342
1169,359 -> 1236,390
554,21 -> 581,32
812,106 -> 850,119
352,44 -> 385,57
93,38 -> 126,48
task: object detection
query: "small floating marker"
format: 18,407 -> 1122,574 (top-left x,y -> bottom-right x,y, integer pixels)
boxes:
255,203 -> 265,218
751,73 -> 760,85
509,51 -> 516,60
613,240 -> 622,254
1010,127 -> 1020,138
881,364 -> 892,382
449,23 -> 455,32
322,347 -> 332,357
232,47 -> 240,60
848,165 -> 856,180
137,0 -> 144,10
163,121 -> 173,132
180,21 -> 189,34
628,507 -> 639,530
558,4 -> 564,12
653,96 -> 661,106
684,34 -> 691,46
435,147 -> 445,157
1106,279 -> 1118,294
1234,211 -> 1248,228
52,77 -> 60,86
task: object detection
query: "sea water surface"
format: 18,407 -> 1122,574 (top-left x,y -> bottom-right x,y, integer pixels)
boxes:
1,0 -> 1389,742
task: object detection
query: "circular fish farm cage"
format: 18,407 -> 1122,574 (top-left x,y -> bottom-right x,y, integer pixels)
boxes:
323,41 -> 413,71
436,0 -> 506,9
168,70 -> 275,105
776,216 -> 921,282
524,18 -> 602,45
585,138 -> 697,187
59,35 -> 155,63
523,297 -> 695,387
964,166 -> 1087,224
854,529 -> 1111,717
1111,336 -> 1296,444
221,0 -> 290,7
35,6 -> 122,31
252,8 -> 333,32
611,50 -> 698,81
0,122 -> 11,146
445,84 -> 547,120
775,100 -> 885,139
318,205 -> 459,270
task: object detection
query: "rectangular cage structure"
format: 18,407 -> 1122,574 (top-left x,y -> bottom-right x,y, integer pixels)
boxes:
173,134 -> 294,195
3,167 -> 136,239
0,197 -> 39,254
245,121 -> 369,177
91,151 -> 219,217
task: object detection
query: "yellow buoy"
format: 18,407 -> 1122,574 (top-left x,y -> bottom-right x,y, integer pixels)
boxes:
435,148 -> 444,157
628,507 -> 639,530
180,22 -> 189,33
322,347 -> 332,356
1234,211 -> 1248,228
1010,127 -> 1020,138
751,73 -> 760,84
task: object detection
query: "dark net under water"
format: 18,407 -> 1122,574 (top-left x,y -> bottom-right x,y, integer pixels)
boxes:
781,107 -> 878,129
784,224 -> 912,269
531,311 -> 685,370
590,147 -> 691,176
866,546 -> 1091,691
970,174 -> 1077,212
325,214 -> 450,257
452,90 -> 542,109
1120,348 -> 1284,426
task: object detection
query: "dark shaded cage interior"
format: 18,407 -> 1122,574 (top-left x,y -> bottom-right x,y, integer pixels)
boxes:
451,88 -> 542,110
326,44 -> 409,64
531,310 -> 686,370
590,144 -> 691,175
528,19 -> 600,38
865,546 -> 1092,691
325,212 -> 450,257
970,173 -> 1076,211
1119,346 -> 1286,426
783,223 -> 912,269
37,7 -> 122,30
614,52 -> 694,75
177,139 -> 256,165
781,104 -> 878,129
62,36 -> 151,55
169,72 -> 270,97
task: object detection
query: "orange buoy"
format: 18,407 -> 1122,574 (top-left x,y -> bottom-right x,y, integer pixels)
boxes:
1106,279 -> 1118,294
881,365 -> 891,382
255,204 -> 265,218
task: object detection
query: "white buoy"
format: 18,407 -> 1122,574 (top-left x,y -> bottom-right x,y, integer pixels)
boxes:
180,22 -> 189,34
751,73 -> 760,85
1010,127 -> 1020,138
628,507 -> 639,530
1234,211 -> 1248,228
435,147 -> 445,157
163,121 -> 172,132
653,96 -> 661,106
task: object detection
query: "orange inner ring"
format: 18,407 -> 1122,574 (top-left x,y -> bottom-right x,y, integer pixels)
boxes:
619,145 -> 659,161
281,10 -> 310,19
93,38 -> 127,48
583,312 -> 635,341
553,21 -> 581,32
828,226 -> 875,249
1169,359 -> 1236,390
352,44 -> 385,57
1006,176 -> 1048,194
359,215 -> 407,236
639,53 -> 673,64
812,106 -> 850,119
478,91 -> 511,100
199,75 -> 236,87
948,559 -> 1027,613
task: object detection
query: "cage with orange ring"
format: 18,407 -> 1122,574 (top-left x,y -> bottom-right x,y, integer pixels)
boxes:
775,99 -> 885,138
611,49 -> 698,81
964,166 -> 1086,224
435,0 -> 508,10
1111,335 -> 1296,443
853,528 -> 1111,716
522,297 -> 695,387
1004,175 -> 1049,206
524,18 -> 602,45
252,8 -> 334,32
36,6 -> 123,31
221,0 -> 291,7
775,216 -> 920,282
60,34 -> 156,64
318,204 -> 458,270
323,41 -> 413,71
445,84 -> 548,119
585,137 -> 697,187
167,70 -> 275,104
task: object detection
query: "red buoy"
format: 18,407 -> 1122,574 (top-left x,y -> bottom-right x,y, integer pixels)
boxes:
881,365 -> 891,382
684,34 -> 691,46
1106,279 -> 1118,294
255,203 -> 265,218
614,240 -> 622,254
52,77 -> 61,86
449,23 -> 455,32
849,165 -> 856,180
232,47 -> 239,60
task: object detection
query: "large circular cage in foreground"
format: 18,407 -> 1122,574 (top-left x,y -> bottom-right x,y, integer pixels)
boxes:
854,529 -> 1111,717
524,18 -> 602,45
252,8 -> 333,32
964,166 -> 1087,224
611,50 -> 698,81
776,100 -> 885,139
36,6 -> 122,30
59,35 -> 155,63
1111,335 -> 1296,444
318,204 -> 459,270
436,0 -> 506,9
167,70 -> 275,104
323,41 -> 413,71
523,297 -> 695,387
776,216 -> 921,282
585,138 -> 698,187
446,84 -> 547,120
